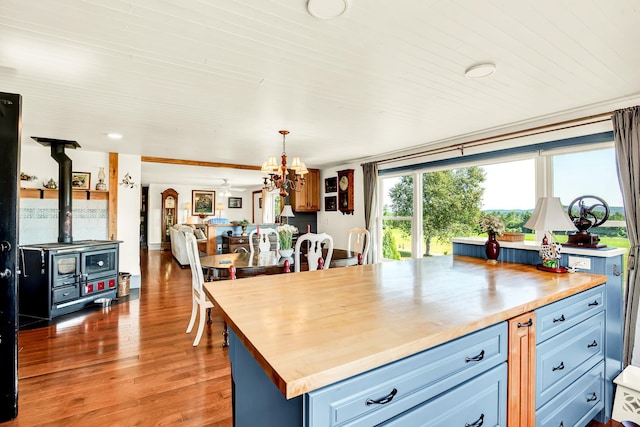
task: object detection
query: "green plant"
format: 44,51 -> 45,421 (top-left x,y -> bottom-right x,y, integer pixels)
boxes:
276,224 -> 298,249
383,228 -> 401,260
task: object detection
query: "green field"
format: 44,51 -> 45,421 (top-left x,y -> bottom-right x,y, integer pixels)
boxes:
389,228 -> 630,259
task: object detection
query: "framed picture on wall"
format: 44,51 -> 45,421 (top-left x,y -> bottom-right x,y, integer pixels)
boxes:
192,190 -> 216,215
71,172 -> 91,190
228,197 -> 243,208
325,196 -> 337,211
325,177 -> 337,193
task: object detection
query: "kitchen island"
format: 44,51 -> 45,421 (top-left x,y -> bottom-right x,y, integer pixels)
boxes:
203,255 -> 615,426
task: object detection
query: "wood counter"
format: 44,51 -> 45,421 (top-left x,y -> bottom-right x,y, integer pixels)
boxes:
204,255 -> 607,400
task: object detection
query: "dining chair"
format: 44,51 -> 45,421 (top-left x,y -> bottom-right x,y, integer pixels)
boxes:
294,232 -> 334,272
185,233 -> 215,347
347,227 -> 370,264
249,227 -> 280,253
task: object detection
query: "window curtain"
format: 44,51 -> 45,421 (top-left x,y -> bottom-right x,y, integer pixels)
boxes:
612,106 -> 640,367
362,162 -> 378,263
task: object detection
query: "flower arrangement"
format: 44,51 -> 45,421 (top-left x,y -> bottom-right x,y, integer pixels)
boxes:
479,213 -> 505,236
276,224 -> 298,250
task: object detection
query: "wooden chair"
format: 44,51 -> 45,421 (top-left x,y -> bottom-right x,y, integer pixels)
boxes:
184,233 -> 214,347
294,232 -> 334,272
347,227 -> 370,264
248,227 -> 279,253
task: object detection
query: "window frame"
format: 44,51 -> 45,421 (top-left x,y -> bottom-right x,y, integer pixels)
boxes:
377,137 -> 624,260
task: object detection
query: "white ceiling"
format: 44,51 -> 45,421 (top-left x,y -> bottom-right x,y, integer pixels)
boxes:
3,0 -> 640,189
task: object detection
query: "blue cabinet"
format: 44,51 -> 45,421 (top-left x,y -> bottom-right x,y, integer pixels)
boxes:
229,323 -> 508,427
453,238 -> 624,422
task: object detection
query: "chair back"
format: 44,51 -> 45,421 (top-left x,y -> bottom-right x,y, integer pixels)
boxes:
347,227 -> 370,264
294,232 -> 334,272
185,233 -> 206,301
249,227 -> 279,253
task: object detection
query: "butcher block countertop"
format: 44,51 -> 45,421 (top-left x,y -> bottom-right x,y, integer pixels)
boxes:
203,255 -> 607,399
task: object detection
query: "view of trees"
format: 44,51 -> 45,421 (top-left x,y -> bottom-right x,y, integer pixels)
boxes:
386,167 -> 486,257
383,169 -> 628,259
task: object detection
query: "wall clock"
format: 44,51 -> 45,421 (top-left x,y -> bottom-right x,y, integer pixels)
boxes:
337,169 -> 354,215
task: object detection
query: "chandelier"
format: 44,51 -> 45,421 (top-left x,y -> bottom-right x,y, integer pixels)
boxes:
261,130 -> 308,197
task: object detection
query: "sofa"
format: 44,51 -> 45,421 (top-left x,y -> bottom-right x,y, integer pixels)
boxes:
169,224 -> 207,267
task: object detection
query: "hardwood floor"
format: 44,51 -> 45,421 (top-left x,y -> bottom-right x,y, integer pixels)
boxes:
3,249 -> 232,426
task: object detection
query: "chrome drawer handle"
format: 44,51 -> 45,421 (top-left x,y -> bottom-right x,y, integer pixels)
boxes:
588,300 -> 599,307
553,314 -> 566,323
517,319 -> 533,328
365,388 -> 397,406
63,292 -> 71,297
586,392 -> 597,402
465,413 -> 484,427
552,361 -> 565,372
465,350 -> 485,363
587,340 -> 598,348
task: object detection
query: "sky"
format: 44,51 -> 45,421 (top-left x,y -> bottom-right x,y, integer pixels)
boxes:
383,147 -> 624,212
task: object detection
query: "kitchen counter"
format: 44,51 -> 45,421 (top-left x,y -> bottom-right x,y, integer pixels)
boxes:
204,255 -> 607,400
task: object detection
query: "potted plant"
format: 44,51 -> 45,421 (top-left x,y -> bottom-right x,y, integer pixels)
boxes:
276,224 -> 298,258
479,213 -> 505,262
232,219 -> 250,236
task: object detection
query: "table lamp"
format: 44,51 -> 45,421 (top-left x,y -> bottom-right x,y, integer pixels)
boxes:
216,202 -> 224,218
184,202 -> 192,224
280,205 -> 294,224
523,197 -> 578,273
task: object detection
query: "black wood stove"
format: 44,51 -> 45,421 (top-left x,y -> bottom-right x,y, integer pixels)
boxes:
18,138 -> 120,320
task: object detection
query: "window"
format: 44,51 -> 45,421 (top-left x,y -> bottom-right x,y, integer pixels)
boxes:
378,136 -> 628,260
381,175 -> 413,260
552,146 -> 627,246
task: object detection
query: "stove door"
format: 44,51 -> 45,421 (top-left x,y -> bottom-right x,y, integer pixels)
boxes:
81,248 -> 117,281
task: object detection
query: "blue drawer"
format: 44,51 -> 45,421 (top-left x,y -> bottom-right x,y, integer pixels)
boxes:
536,285 -> 604,344
536,361 -> 604,427
306,322 -> 507,427
536,311 -> 604,408
379,363 -> 507,427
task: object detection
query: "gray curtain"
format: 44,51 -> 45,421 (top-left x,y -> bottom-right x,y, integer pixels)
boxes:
612,106 -> 640,367
362,162 -> 378,263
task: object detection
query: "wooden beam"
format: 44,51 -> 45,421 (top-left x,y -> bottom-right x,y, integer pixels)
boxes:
141,156 -> 261,171
108,152 -> 118,240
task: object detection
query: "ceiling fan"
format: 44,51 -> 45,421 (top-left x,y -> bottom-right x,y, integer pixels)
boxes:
212,179 -> 245,195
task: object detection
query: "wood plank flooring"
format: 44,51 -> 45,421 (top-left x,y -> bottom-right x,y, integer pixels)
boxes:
3,249 -> 232,426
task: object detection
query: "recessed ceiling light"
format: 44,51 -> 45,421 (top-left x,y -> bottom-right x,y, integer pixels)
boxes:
107,132 -> 123,140
464,63 -> 496,79
307,0 -> 349,19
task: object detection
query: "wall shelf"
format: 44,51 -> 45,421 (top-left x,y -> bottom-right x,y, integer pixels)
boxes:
20,188 -> 109,200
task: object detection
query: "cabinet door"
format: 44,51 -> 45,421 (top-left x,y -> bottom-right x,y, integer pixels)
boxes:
306,169 -> 320,211
508,312 -> 536,427
291,168 -> 320,212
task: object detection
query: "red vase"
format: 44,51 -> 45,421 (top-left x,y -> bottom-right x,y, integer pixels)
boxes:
485,232 -> 500,261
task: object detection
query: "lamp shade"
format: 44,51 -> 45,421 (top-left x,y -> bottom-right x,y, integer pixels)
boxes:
184,202 -> 192,211
280,205 -> 295,218
216,202 -> 223,211
524,197 -> 577,232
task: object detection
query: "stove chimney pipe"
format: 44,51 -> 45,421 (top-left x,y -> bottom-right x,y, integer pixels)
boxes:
31,137 -> 81,243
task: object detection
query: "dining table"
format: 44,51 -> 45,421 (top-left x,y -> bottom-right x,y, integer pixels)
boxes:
200,248 -> 360,279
